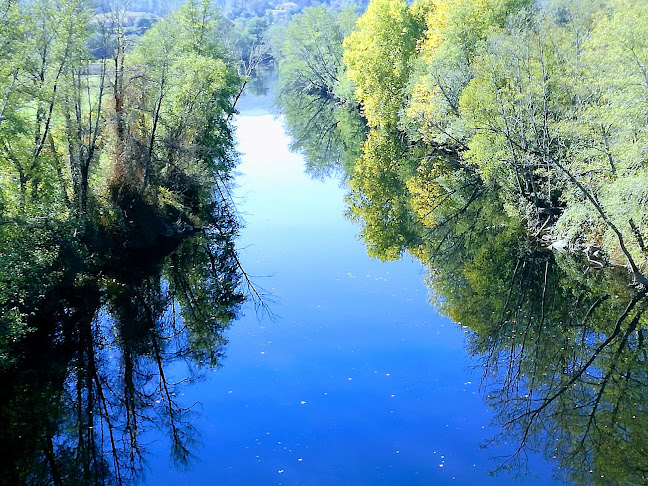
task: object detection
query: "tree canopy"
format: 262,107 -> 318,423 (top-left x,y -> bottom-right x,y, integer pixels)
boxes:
0,0 -> 245,367
277,0 -> 648,280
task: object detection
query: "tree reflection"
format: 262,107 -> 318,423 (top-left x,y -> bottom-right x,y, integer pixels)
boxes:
0,217 -> 244,484
459,248 -> 648,484
404,182 -> 648,482
327,114 -> 648,481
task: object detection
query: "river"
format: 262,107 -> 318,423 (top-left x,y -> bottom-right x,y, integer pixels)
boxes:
143,100 -> 559,485
6,96 -> 644,485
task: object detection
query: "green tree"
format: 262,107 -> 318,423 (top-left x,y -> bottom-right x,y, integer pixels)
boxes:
343,0 -> 425,130
555,0 -> 648,274
111,0 -> 240,225
276,5 -> 365,176
405,0 -> 530,149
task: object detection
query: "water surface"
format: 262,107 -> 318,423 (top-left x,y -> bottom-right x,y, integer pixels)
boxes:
145,107 -> 559,485
10,98 -> 640,485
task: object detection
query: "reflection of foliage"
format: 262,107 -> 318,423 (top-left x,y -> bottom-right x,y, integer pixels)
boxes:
400,168 -> 648,482
0,223 -> 82,367
329,5 -> 648,473
396,170 -> 648,483
0,225 -> 243,484
345,130 -> 424,260
0,0 -> 252,481
472,256 -> 648,485
422,203 -> 648,483
280,60 -> 648,478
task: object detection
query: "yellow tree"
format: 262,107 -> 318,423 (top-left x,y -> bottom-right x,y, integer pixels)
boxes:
342,0 -> 426,130
407,0 -> 530,144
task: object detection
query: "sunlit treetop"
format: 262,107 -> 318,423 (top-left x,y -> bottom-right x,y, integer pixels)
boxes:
342,0 -> 426,129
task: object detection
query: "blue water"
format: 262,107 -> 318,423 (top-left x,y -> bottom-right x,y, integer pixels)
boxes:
145,108 -> 560,485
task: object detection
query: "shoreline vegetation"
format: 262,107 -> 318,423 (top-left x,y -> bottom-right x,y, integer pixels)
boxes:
0,0 -> 282,481
0,0 -> 244,355
275,0 -> 648,289
272,3 -> 648,479
0,0 -> 294,365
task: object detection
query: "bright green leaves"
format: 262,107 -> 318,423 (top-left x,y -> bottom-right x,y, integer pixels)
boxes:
459,24 -> 564,218
457,0 -> 648,269
0,0 -> 243,360
583,0 -> 648,178
343,0 -> 425,130
406,0 -> 531,147
0,0 -> 96,219
174,0 -> 228,57
282,0 -> 648,273
340,0 -> 433,259
340,0 -> 533,263
346,130 -> 423,260
0,0 -> 240,223
0,0 -> 22,94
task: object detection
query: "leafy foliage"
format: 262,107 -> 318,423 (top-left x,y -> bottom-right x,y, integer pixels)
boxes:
335,0 -> 648,276
0,0 -> 244,357
276,5 -> 365,176
343,0 -> 425,130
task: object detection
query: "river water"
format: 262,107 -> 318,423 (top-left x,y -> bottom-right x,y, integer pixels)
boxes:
3,85 -> 647,486
144,102 -> 559,485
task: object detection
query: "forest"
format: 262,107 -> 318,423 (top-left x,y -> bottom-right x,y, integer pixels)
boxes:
276,0 -> 648,289
3,0 -> 648,482
273,4 -> 648,478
